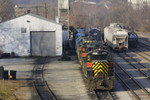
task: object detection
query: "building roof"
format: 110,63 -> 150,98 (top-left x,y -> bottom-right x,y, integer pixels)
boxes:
28,13 -> 62,25
0,13 -> 62,25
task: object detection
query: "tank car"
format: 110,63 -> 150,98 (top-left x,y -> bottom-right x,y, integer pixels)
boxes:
128,32 -> 138,48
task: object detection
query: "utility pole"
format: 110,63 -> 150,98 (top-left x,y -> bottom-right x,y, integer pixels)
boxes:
58,0 -> 60,23
58,0 -> 71,60
68,0 -> 70,39
35,6 -> 38,15
45,3 -> 48,18
53,8 -> 56,20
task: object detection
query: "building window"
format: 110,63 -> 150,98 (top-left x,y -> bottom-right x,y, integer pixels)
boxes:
21,28 -> 27,33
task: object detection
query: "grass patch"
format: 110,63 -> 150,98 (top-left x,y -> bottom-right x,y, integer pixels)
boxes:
0,80 -> 18,100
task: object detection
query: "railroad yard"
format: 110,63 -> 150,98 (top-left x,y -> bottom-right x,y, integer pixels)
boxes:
0,33 -> 149,100
1,1 -> 150,100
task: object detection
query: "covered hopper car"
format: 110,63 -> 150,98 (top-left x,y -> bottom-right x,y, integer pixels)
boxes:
104,23 -> 128,52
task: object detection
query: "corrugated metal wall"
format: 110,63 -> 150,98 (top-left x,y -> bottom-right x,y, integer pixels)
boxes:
30,31 -> 56,56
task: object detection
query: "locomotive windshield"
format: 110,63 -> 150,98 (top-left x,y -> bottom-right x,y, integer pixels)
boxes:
92,51 -> 112,61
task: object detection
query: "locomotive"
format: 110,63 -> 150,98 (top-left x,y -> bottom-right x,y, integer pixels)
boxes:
128,31 -> 138,48
85,48 -> 114,90
75,30 -> 115,90
76,36 -> 97,66
89,28 -> 102,41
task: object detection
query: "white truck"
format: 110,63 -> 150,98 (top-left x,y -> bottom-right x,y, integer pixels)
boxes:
104,23 -> 128,51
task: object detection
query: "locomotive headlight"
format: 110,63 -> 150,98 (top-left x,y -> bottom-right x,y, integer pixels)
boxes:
92,52 -> 98,55
107,77 -> 110,80
94,33 -> 97,35
101,52 -> 108,55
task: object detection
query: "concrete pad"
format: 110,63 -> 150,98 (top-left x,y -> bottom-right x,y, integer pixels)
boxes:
44,57 -> 92,100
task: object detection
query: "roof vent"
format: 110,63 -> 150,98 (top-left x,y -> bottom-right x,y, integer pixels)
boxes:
27,10 -> 31,14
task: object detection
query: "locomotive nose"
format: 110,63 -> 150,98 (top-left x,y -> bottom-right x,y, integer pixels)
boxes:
92,61 -> 109,77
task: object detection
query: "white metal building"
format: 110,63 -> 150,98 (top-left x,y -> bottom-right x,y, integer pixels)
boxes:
0,13 -> 62,57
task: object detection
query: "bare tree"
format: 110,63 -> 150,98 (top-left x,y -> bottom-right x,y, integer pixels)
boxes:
0,0 -> 14,21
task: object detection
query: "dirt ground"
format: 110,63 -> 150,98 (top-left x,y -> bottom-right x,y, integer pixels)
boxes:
0,80 -> 38,100
137,32 -> 150,37
0,80 -> 22,100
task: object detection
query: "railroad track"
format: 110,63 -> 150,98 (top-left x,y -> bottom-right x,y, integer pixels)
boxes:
119,51 -> 150,77
114,62 -> 150,100
129,47 -> 150,61
113,51 -> 150,99
138,42 -> 150,53
120,49 -> 150,71
95,90 -> 117,100
32,57 -> 57,100
138,38 -> 150,49
139,36 -> 150,42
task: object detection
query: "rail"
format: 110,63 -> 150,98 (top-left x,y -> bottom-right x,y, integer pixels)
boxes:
32,57 -> 57,100
95,90 -> 117,100
114,54 -> 150,99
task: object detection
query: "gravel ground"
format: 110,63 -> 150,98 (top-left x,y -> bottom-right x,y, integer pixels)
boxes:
137,32 -> 150,38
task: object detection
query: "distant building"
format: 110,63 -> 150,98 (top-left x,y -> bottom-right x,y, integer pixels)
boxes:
0,13 -> 62,57
128,0 -> 150,9
74,0 -> 97,4
70,0 -> 98,28
14,3 -> 56,20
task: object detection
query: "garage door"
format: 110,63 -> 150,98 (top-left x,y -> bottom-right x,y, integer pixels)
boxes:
30,31 -> 56,56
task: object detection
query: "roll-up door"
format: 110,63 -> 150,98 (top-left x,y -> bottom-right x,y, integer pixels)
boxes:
30,31 -> 56,56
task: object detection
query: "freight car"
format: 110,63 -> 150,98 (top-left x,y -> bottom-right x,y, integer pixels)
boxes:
104,23 -> 128,52
76,35 -> 115,90
128,31 -> 138,48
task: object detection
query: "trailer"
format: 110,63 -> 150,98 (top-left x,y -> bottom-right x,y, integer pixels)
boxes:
104,23 -> 128,52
